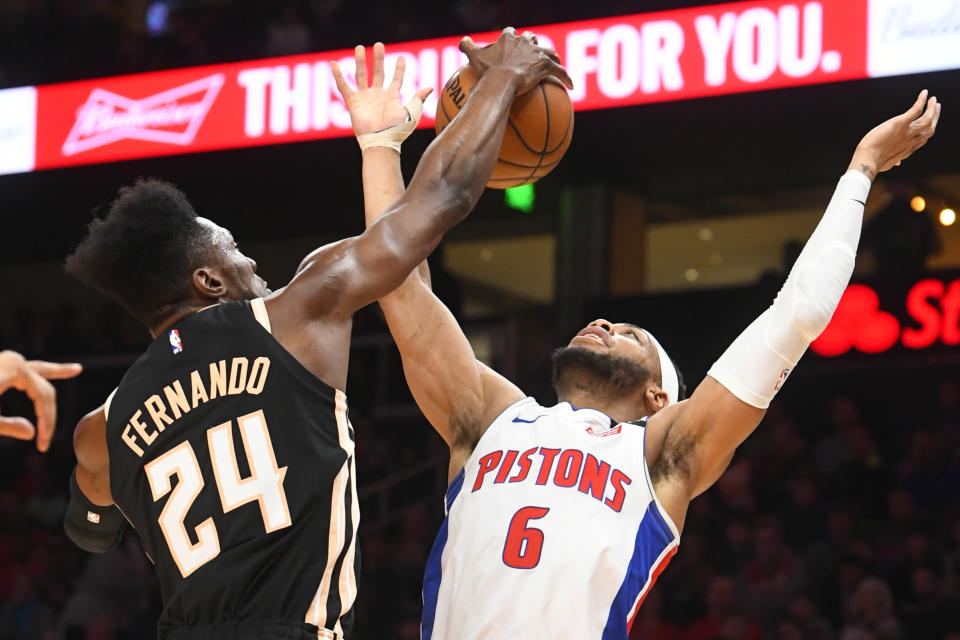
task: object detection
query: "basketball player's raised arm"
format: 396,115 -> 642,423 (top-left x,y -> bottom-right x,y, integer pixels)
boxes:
648,93 -> 941,530
341,43 -> 524,459
283,30 -> 572,320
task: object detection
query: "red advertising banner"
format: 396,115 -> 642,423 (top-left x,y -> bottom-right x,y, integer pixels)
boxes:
812,278 -> 960,357
8,0 -> 960,175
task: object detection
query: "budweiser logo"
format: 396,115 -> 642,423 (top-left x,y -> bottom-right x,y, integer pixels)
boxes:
62,74 -> 224,156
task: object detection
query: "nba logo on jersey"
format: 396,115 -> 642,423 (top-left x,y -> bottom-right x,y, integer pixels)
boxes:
774,367 -> 790,391
168,329 -> 183,354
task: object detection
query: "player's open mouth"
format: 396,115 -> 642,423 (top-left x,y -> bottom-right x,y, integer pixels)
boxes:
574,326 -> 610,346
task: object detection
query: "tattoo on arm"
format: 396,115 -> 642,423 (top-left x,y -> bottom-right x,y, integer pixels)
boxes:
859,163 -> 875,179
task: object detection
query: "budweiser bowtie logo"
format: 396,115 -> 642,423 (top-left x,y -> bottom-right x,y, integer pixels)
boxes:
62,74 -> 225,156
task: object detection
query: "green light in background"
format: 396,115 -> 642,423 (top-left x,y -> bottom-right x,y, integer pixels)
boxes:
505,183 -> 535,212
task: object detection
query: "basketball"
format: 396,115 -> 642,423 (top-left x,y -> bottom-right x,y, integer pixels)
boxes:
434,64 -> 574,189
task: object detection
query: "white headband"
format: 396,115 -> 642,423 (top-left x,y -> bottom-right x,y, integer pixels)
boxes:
641,329 -> 679,406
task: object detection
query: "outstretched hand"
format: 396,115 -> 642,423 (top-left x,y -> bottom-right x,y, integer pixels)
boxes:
332,42 -> 433,137
850,90 -> 941,179
459,27 -> 573,95
0,350 -> 82,452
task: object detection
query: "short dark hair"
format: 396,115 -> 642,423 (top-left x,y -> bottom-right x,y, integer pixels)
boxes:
65,179 -> 213,325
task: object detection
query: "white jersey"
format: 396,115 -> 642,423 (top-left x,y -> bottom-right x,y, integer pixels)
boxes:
422,398 -> 680,640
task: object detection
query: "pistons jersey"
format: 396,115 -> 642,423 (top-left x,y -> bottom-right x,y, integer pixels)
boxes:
422,398 -> 680,640
104,299 -> 358,640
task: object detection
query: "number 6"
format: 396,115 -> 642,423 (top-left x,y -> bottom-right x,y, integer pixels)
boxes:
502,506 -> 550,569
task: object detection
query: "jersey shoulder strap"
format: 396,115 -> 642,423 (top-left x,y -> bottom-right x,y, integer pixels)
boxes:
103,388 -> 118,421
249,297 -> 272,333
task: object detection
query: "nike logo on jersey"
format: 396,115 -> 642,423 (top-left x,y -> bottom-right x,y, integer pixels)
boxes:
471,446 -> 632,512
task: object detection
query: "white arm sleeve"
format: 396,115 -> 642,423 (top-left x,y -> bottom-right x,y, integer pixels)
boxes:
707,169 -> 872,408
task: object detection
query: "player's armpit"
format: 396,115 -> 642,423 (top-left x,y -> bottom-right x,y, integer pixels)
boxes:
675,377 -> 764,497
648,377 -> 764,529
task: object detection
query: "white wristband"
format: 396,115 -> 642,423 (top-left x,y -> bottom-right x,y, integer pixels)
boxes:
356,96 -> 425,152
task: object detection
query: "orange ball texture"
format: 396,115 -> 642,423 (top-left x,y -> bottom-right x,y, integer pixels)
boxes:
434,64 -> 574,189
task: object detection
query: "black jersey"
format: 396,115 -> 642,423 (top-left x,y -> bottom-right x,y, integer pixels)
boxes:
104,299 -> 359,639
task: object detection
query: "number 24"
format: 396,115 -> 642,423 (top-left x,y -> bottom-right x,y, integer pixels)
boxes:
144,410 -> 291,577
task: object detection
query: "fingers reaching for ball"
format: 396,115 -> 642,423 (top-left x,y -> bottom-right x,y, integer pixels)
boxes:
353,45 -> 367,89
546,58 -> 574,90
541,47 -> 561,65
371,42 -> 386,88
388,51 -> 406,92
330,61 -> 351,98
335,41 -> 430,136
414,87 -> 434,104
459,36 -> 480,57
332,41 -> 392,97
459,27 -> 574,94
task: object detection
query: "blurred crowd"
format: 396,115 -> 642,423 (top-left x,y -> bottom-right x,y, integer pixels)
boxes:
629,387 -> 960,640
2,304 -> 960,639
0,0 -> 628,90
0,304 -> 147,362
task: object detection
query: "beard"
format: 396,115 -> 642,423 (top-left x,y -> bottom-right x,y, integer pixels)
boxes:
551,346 -> 651,401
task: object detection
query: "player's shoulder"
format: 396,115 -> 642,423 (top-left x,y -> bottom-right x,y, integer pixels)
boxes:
113,300 -> 266,393
148,301 -> 264,355
501,396 -> 549,417
74,405 -> 108,472
501,400 -> 643,435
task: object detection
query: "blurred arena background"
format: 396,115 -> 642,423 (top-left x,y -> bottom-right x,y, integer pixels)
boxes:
2,0 -> 960,638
